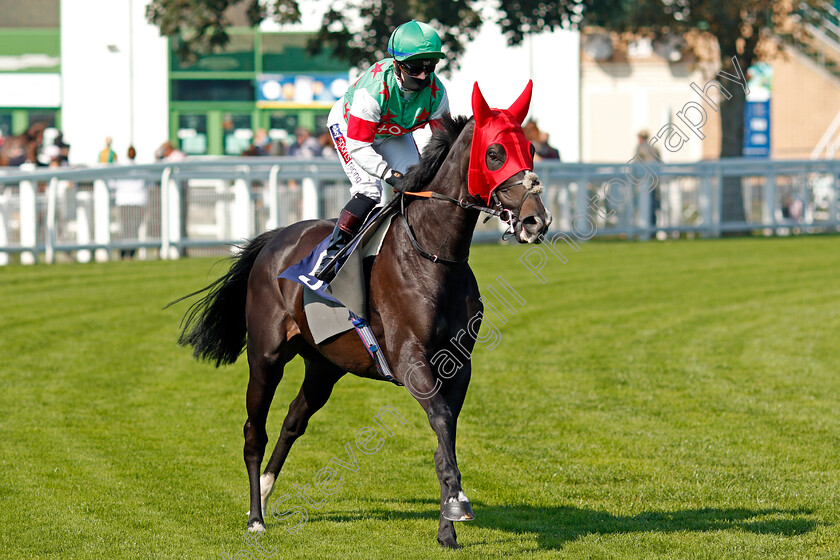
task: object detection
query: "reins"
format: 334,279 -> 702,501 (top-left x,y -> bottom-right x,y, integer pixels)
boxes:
396,189 -> 472,264
393,171 -> 543,264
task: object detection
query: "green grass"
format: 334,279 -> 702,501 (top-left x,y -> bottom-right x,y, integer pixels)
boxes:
1,235 -> 839,559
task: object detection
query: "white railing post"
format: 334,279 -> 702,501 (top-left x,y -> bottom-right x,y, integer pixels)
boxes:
45,177 -> 58,264
763,172 -> 776,235
232,166 -> 252,245
575,173 -> 589,237
0,186 -> 8,266
712,163 -> 723,237
168,173 -> 182,259
831,162 -> 840,230
699,167 -> 712,238
76,190 -> 92,263
266,164 -> 280,230
19,170 -> 37,265
93,179 -> 111,262
215,180 -> 227,239
669,178 -> 682,232
637,178 -> 651,241
160,167 -> 171,260
302,166 -> 318,220
160,167 -> 181,260
558,182 -> 571,232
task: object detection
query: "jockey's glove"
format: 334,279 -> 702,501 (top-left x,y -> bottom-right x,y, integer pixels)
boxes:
383,169 -> 405,191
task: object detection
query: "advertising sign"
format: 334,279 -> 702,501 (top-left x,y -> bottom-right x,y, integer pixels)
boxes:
743,63 -> 772,158
257,73 -> 350,109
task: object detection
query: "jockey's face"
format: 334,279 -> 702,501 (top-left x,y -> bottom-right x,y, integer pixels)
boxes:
399,58 -> 437,79
396,58 -> 438,91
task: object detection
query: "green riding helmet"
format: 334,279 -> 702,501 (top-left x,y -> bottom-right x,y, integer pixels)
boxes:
387,20 -> 445,61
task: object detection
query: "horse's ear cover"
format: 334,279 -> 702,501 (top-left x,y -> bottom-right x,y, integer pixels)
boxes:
468,80 -> 535,203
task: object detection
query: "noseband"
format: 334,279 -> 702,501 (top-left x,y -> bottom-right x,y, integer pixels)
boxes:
488,171 -> 543,240
395,170 -> 543,263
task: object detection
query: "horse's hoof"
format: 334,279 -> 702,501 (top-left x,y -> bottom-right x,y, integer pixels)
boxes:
437,537 -> 460,549
442,499 -> 475,522
247,520 -> 266,533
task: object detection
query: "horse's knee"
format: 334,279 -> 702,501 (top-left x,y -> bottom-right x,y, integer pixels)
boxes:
427,407 -> 454,434
243,420 -> 268,453
280,414 -> 309,442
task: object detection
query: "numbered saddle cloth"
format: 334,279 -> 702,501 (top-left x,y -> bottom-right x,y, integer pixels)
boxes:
278,210 -> 395,344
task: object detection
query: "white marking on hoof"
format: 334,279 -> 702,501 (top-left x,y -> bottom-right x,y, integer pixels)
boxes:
445,491 -> 470,504
248,521 -> 265,533
260,473 -> 276,516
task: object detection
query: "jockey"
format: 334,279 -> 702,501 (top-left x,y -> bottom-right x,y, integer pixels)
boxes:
314,20 -> 450,281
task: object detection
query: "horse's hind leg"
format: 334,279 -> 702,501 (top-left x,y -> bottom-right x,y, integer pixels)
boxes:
244,335 -> 297,532
257,355 -> 345,520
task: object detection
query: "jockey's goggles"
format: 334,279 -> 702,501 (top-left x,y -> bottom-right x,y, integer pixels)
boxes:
398,59 -> 438,76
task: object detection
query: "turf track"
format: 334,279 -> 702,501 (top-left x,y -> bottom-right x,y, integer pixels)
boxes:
1,235 -> 839,559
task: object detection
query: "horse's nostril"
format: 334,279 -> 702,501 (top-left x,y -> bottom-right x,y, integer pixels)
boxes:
522,216 -> 542,232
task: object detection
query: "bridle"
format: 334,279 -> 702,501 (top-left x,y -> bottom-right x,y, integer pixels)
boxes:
487,171 -> 543,240
395,171 -> 543,263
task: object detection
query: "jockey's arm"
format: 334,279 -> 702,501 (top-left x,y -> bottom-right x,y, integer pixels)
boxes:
427,88 -> 451,134
344,89 -> 389,179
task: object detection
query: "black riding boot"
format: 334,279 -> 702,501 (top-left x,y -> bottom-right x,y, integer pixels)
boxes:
314,194 -> 378,282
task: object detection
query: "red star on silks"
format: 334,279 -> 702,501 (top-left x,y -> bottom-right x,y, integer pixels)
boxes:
415,108 -> 430,122
428,80 -> 440,99
379,82 -> 390,102
371,62 -> 384,77
381,109 -> 397,124
343,102 -> 350,119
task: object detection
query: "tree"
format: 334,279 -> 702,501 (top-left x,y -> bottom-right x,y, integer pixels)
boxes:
146,0 -> 483,73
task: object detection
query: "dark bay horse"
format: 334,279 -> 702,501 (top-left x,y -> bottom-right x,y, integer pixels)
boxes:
176,82 -> 551,548
0,122 -> 46,167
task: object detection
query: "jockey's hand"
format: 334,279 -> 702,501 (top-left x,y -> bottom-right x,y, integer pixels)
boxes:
384,169 -> 404,191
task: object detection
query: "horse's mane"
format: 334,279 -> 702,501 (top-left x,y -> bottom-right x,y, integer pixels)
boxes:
401,114 -> 471,192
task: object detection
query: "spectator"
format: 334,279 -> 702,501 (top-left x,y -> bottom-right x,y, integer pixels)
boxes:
242,130 -> 270,156
633,130 -> 662,232
45,144 -> 62,167
288,127 -> 322,158
112,146 -> 147,259
523,120 -> 560,161
155,140 -> 186,162
54,132 -> 70,165
536,131 -> 560,160
253,128 -> 271,155
98,136 -> 118,163
241,144 -> 265,156
318,131 -> 338,159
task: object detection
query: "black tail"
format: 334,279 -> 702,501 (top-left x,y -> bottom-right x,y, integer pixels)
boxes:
169,229 -> 278,367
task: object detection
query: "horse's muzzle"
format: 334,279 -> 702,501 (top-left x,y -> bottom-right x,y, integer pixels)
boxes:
515,211 -> 552,244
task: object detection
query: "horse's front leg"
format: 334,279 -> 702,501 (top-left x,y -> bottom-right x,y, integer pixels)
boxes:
405,358 -> 473,548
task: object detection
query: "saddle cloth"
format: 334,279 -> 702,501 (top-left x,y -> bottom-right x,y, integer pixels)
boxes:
278,211 -> 394,344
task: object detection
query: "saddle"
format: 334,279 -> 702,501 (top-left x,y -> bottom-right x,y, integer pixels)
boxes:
278,202 -> 401,384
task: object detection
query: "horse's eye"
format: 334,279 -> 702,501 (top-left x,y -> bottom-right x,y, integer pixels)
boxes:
485,143 -> 507,171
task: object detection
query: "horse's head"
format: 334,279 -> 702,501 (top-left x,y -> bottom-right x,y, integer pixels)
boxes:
468,81 -> 552,243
